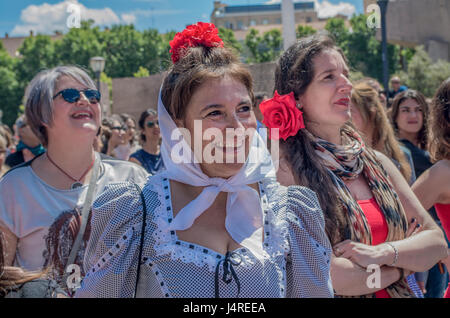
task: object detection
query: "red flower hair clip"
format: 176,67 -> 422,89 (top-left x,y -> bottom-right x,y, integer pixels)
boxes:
259,91 -> 305,140
169,22 -> 224,64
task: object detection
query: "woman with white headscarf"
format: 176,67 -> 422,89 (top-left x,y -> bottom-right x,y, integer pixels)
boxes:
75,22 -> 333,298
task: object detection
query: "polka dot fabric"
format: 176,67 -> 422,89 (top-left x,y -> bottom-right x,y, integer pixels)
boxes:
75,174 -> 333,298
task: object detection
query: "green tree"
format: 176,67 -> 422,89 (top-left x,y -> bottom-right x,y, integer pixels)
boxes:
218,27 -> 243,54
160,31 -> 177,71
245,28 -> 282,63
296,25 -> 316,39
142,29 -> 165,74
399,46 -> 450,97
101,24 -> 145,78
325,17 -> 348,48
0,42 -> 21,127
14,34 -> 57,90
54,20 -> 103,73
133,66 -> 150,78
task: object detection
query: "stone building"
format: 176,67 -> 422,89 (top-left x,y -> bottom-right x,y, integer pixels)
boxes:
364,0 -> 450,61
0,31 -> 63,58
211,1 -> 318,30
210,1 -> 332,40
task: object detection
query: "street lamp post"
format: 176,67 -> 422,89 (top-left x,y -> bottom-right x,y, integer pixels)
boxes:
377,0 -> 389,101
90,56 -> 105,90
89,56 -> 106,114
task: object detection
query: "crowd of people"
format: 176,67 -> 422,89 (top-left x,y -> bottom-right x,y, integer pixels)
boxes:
0,22 -> 449,299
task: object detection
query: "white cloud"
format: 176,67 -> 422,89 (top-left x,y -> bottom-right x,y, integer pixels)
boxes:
121,13 -> 137,25
11,0 -> 136,36
264,0 -> 355,18
315,1 -> 355,18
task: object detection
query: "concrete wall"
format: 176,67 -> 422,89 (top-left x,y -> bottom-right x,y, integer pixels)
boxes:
111,72 -> 166,121
110,62 -> 277,119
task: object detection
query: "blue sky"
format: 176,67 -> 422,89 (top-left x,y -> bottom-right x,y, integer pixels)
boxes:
0,0 -> 364,37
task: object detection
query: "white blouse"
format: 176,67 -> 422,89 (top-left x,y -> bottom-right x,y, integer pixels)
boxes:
75,173 -> 333,298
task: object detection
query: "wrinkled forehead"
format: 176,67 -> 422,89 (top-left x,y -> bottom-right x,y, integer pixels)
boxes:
312,49 -> 349,75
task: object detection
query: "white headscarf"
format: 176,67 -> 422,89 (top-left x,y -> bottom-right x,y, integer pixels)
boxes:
157,87 -> 276,259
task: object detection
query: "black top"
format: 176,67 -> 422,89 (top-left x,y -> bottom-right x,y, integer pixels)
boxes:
399,139 -> 432,178
5,151 -> 24,169
399,139 -> 440,223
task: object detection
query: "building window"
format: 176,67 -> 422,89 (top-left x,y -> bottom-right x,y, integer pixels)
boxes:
237,20 -> 244,30
250,19 -> 256,26
276,18 -> 281,24
306,17 -> 312,23
263,19 -> 269,25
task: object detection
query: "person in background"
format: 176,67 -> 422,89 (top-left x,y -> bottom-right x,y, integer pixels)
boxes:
0,233 -> 66,298
113,113 -> 140,161
388,76 -> 408,105
389,90 -> 431,178
5,115 -> 45,168
350,83 -> 414,184
390,89 -> 448,297
356,77 -> 387,109
270,34 -> 447,298
0,66 -> 148,296
129,109 -> 164,175
350,83 -> 429,294
0,133 -> 9,177
101,115 -> 127,158
0,124 -> 14,157
412,77 -> 450,298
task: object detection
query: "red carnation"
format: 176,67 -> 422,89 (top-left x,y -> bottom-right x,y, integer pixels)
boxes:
169,22 -> 224,63
259,91 -> 305,140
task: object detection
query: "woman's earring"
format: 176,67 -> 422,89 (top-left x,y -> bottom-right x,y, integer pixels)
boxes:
296,103 -> 302,109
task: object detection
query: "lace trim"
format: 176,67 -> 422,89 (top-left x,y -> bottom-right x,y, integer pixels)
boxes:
261,180 -> 290,258
148,174 -> 261,272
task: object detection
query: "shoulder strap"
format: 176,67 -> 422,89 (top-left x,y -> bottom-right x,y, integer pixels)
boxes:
133,183 -> 147,298
63,152 -> 101,289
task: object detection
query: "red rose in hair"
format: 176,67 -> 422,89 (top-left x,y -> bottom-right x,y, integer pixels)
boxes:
169,22 -> 224,63
259,91 -> 305,140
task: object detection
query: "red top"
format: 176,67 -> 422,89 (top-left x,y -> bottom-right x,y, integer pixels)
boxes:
358,197 -> 391,298
435,203 -> 450,239
434,203 -> 450,299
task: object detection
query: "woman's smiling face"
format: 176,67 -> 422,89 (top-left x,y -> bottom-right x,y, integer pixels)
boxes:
182,75 -> 257,178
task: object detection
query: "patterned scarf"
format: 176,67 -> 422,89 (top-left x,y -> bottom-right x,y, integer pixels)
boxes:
308,126 -> 414,298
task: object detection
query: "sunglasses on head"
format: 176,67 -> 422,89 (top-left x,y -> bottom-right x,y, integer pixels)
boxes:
146,121 -> 159,128
53,88 -> 101,104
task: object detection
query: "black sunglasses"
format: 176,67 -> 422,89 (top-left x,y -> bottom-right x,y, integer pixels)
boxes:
111,126 -> 128,131
146,121 -> 159,128
53,88 -> 101,104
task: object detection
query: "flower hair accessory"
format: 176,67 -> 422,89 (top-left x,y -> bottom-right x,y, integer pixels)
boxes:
169,22 -> 224,63
259,91 -> 305,140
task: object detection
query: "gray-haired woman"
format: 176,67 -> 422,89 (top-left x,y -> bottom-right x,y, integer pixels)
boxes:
0,66 -> 148,295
